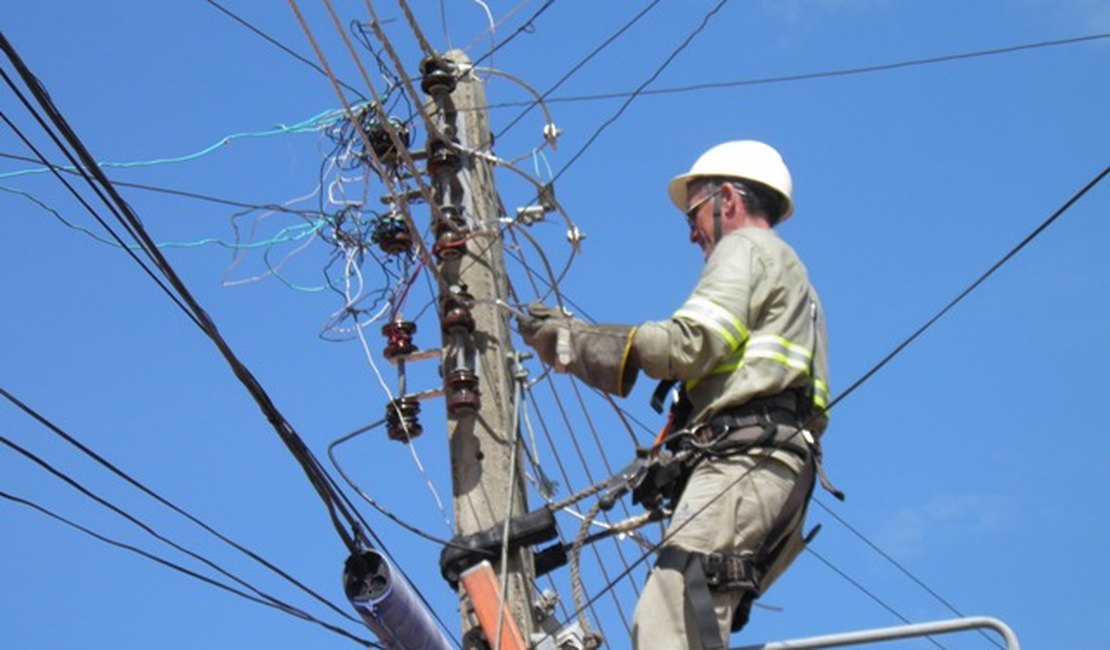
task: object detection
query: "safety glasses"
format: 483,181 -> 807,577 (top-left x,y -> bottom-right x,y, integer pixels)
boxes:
684,186 -> 724,230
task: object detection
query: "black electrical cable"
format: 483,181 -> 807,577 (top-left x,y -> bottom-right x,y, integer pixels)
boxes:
1,30 -> 369,557
803,547 -> 947,650
470,0 -> 556,69
0,490 -> 380,648
485,31 -> 1110,109
494,0 -> 662,141
0,90 -> 202,330
0,435 -> 366,636
0,386 -> 359,625
811,498 -> 1003,650
547,0 -> 731,187
0,151 -> 321,217
828,163 -> 1109,411
204,0 -> 366,98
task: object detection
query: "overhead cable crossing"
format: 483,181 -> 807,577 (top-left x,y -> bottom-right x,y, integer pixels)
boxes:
486,31 -> 1110,108
0,29 -> 371,560
0,490 -> 379,647
0,386 -> 359,625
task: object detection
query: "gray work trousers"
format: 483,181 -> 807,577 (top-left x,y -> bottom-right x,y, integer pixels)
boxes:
630,447 -> 803,650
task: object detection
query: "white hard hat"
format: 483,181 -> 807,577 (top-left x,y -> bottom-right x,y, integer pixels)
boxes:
668,140 -> 794,222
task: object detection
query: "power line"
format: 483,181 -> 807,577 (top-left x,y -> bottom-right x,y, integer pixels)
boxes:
486,31 -> 1110,109
803,547 -> 947,650
0,490 -> 380,648
828,163 -> 1109,410
494,0 -> 662,141
0,434 -> 374,642
549,0 -> 732,186
204,0 -> 366,98
811,498 -> 1003,649
471,0 -> 556,68
0,151 -> 322,216
0,91 -> 203,330
1,29 -> 369,557
0,386 -> 359,626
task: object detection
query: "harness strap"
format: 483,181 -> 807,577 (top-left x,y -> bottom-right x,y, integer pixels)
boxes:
657,546 -> 726,650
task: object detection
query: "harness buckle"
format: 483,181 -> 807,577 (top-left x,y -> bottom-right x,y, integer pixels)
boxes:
703,551 -> 760,593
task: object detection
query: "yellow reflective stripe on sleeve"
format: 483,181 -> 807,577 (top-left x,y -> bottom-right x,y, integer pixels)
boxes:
673,297 -> 748,352
744,335 -> 813,373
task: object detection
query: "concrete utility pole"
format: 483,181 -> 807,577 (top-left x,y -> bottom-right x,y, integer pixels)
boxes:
428,50 -> 535,642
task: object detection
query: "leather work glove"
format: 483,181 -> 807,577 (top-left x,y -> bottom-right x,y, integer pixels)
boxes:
517,301 -> 640,397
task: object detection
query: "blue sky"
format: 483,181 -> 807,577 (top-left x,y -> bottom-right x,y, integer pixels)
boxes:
2,2 -> 1108,649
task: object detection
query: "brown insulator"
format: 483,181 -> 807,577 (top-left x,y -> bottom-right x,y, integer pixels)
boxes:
420,56 -> 457,97
365,116 -> 410,164
433,229 -> 467,261
385,397 -> 422,442
372,213 -> 413,256
445,369 -> 481,417
382,320 -> 418,361
434,205 -> 465,234
441,290 -> 475,335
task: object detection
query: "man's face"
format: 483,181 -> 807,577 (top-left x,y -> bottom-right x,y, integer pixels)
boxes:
684,183 -> 723,259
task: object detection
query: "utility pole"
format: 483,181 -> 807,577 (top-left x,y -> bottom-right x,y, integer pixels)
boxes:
427,50 -> 535,643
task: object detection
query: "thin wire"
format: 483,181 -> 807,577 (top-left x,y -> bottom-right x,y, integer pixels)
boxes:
0,435 -> 379,642
811,498 -> 1003,649
302,0 -> 448,294
0,490 -> 380,648
470,0 -> 555,68
493,363 -> 526,650
520,384 -> 610,631
494,0 -> 662,141
0,386 -> 360,624
485,31 -> 1110,109
537,376 -> 635,635
803,547 -> 945,649
470,0 -> 496,63
327,419 -> 467,548
2,32 -> 370,554
828,163 -> 1109,411
0,106 -> 339,180
548,0 -> 731,186
0,105 -> 202,330
204,0 -> 366,97
346,249 -> 454,531
464,0 -> 534,52
0,150 -> 317,216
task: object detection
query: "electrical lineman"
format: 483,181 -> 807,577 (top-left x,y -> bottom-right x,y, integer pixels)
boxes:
520,140 -> 833,650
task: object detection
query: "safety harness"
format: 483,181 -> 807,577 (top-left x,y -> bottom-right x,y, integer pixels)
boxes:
642,387 -> 840,650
